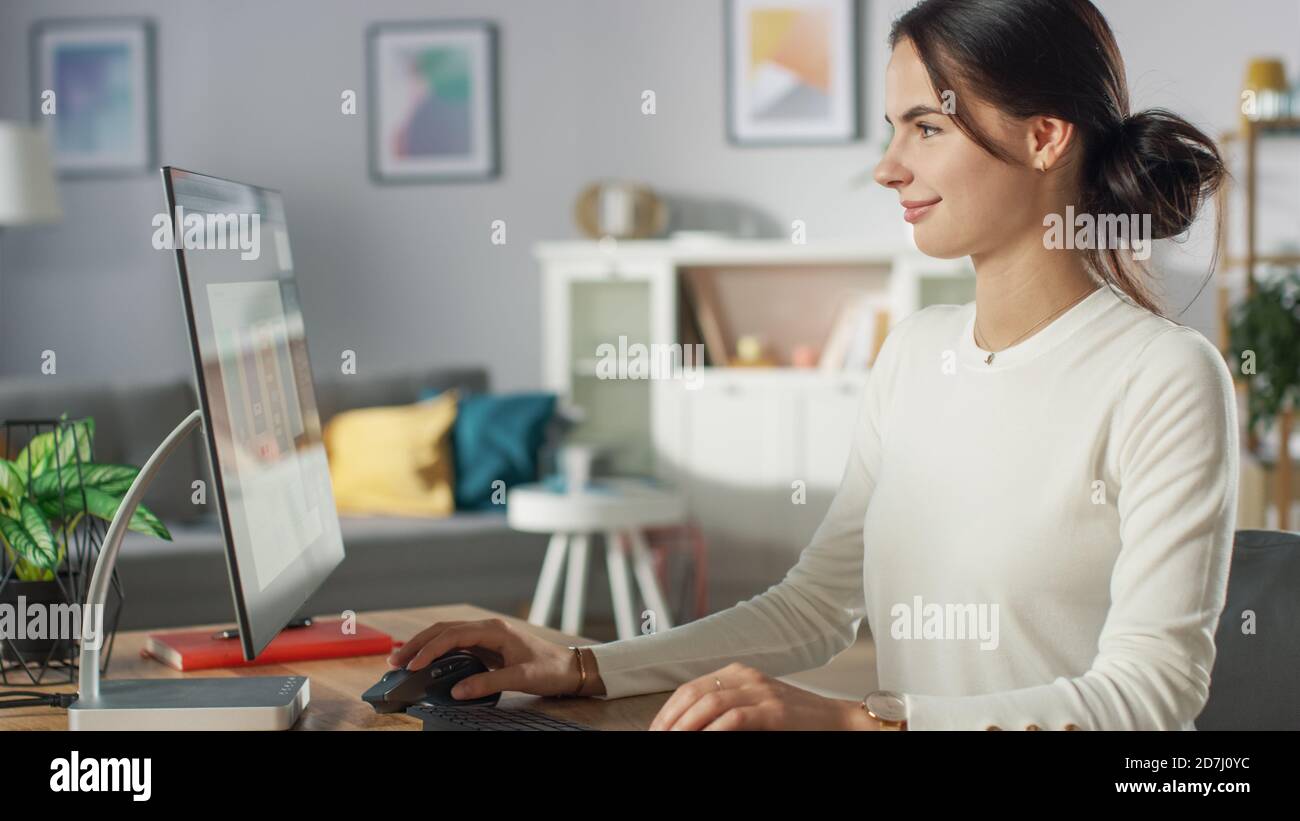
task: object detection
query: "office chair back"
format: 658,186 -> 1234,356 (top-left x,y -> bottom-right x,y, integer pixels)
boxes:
1196,529 -> 1300,730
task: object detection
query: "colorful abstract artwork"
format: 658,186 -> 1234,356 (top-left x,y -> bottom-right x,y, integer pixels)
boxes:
368,22 -> 499,182
31,19 -> 155,176
727,0 -> 859,145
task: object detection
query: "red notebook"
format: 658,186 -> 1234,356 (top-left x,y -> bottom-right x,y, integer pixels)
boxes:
143,620 -> 394,671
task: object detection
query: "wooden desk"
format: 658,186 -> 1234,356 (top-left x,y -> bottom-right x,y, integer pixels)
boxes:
0,604 -> 669,731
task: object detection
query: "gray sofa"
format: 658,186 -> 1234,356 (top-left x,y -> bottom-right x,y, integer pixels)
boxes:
0,367 -> 559,632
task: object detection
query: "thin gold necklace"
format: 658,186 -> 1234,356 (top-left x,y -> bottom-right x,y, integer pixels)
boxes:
974,283 -> 1100,365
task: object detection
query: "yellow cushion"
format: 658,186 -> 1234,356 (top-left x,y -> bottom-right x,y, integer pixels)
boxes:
323,391 -> 457,517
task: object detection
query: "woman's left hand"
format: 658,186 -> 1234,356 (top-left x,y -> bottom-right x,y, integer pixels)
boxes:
649,662 -> 881,730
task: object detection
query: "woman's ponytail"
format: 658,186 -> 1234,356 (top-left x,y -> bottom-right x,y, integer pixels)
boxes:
1085,109 -> 1225,242
1079,109 -> 1226,315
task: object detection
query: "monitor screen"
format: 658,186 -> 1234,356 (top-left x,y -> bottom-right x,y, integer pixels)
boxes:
162,167 -> 344,660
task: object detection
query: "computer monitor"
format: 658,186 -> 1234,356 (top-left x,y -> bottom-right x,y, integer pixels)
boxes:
162,166 -> 345,660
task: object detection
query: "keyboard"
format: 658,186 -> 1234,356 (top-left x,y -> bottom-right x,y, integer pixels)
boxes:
406,703 -> 597,731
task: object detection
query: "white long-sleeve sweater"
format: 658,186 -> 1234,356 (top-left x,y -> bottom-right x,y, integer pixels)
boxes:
587,283 -> 1240,730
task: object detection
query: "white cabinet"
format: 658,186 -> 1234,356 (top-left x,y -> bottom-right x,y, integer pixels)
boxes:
534,238 -> 970,602
655,369 -> 865,591
801,376 -> 866,488
677,377 -> 799,552
539,255 -> 674,474
681,374 -> 799,488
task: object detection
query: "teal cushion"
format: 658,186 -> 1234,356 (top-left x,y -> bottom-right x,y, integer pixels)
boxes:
442,392 -> 556,511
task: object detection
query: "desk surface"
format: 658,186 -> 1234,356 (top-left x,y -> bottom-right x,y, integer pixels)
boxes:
0,604 -> 670,731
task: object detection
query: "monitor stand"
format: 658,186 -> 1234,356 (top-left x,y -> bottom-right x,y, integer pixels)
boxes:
68,409 -> 309,731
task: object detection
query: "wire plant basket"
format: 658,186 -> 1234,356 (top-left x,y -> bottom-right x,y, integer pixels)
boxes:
0,417 -> 124,686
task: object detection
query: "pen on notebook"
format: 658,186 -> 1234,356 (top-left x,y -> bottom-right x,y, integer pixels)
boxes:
212,616 -> 313,640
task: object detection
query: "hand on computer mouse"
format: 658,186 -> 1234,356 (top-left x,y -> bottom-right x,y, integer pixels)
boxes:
387,617 -> 605,700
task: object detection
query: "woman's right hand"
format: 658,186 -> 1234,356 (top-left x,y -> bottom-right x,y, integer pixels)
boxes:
385,617 -> 604,700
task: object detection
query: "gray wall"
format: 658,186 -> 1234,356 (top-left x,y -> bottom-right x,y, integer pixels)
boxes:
1,0 -> 1298,389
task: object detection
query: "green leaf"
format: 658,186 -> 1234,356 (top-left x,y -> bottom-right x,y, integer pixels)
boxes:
30,462 -> 140,501
13,432 -> 54,482
20,500 -> 57,565
11,418 -> 95,482
0,501 -> 59,571
0,460 -> 24,502
69,486 -> 172,541
34,418 -> 95,477
14,555 -> 50,582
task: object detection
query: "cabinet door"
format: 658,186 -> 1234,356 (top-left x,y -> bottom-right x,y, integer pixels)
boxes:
782,377 -> 866,542
541,257 -> 675,475
677,376 -> 802,590
802,377 -> 865,490
654,373 -> 869,601
684,377 -> 797,488
672,377 -> 795,546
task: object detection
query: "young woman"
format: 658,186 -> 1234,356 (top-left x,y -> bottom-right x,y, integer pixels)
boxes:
388,0 -> 1238,730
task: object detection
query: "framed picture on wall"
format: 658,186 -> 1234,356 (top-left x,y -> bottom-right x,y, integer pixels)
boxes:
367,20 -> 500,183
30,18 -> 157,177
725,0 -> 860,145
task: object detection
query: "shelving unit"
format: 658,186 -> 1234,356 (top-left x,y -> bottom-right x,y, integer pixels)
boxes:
1216,116 -> 1300,530
535,237 -> 974,603
535,237 -> 973,469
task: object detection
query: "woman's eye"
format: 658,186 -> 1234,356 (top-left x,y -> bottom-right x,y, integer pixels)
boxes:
918,122 -> 940,139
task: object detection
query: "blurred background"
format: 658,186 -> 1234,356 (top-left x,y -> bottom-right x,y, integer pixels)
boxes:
1,1 -> 1298,666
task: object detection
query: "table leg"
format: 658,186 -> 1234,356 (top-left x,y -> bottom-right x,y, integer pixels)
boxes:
528,532 -> 568,627
627,528 -> 674,632
605,531 -> 637,640
561,533 -> 590,636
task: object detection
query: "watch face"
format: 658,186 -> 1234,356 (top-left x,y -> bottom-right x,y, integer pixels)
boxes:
866,690 -> 907,723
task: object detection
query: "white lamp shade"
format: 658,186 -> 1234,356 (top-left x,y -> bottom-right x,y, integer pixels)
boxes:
0,121 -> 62,226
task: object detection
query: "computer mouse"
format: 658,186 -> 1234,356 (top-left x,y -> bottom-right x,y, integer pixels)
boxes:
362,650 -> 500,713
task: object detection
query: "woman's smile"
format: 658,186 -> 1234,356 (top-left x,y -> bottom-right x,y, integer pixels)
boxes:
901,197 -> 942,223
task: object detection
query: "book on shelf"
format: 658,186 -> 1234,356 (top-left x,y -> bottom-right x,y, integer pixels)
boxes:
682,270 -> 730,366
819,292 -> 891,372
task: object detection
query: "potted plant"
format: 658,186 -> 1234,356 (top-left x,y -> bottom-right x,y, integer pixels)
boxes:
0,416 -> 171,666
1227,266 -> 1300,528
1227,267 -> 1300,436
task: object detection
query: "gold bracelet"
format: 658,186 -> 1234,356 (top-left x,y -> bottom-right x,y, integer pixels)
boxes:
568,645 -> 587,697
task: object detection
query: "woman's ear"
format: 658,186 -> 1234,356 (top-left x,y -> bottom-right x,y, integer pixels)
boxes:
1025,115 -> 1076,172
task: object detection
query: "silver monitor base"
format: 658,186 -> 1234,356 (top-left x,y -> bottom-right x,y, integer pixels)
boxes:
68,675 -> 309,731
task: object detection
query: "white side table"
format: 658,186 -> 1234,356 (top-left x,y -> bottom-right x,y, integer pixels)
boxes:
507,478 -> 686,640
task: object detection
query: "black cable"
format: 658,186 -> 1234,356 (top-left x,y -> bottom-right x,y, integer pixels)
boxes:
0,690 -> 78,709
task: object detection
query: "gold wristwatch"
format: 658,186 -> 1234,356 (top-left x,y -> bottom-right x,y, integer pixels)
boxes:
862,690 -> 908,731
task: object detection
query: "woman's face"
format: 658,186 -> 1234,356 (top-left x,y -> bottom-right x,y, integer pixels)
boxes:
874,38 -> 1046,259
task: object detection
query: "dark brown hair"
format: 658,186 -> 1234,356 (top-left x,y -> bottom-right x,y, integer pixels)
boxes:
889,0 -> 1226,317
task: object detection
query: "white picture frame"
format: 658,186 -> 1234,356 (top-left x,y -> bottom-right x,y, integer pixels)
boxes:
367,20 -> 500,183
726,0 -> 860,145
31,18 -> 156,177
